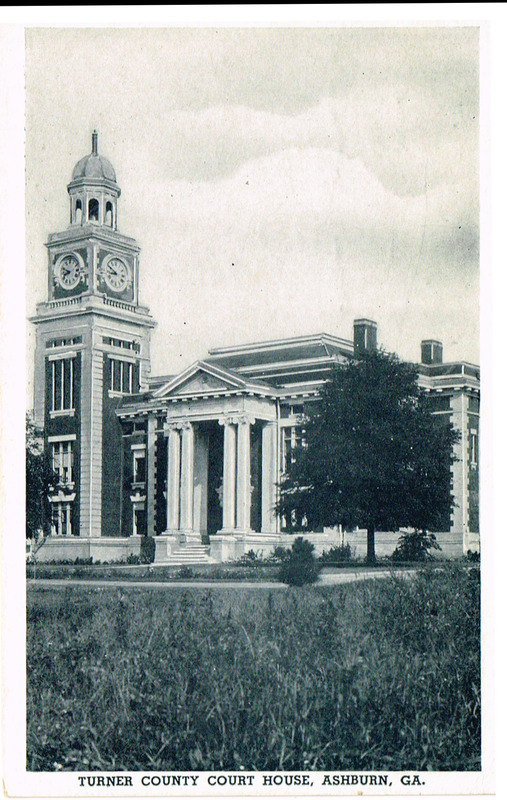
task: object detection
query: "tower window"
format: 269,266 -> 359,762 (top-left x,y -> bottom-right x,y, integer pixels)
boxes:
48,435 -> 76,536
109,358 -> 136,394
88,198 -> 99,222
75,199 -> 82,224
51,358 -> 74,412
105,201 -> 113,227
52,440 -> 75,487
51,501 -> 73,537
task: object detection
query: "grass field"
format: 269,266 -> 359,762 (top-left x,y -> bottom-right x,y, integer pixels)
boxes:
26,565 -> 480,772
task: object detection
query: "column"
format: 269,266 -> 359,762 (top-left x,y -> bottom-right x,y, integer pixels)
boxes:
261,422 -> 278,533
219,418 -> 237,532
146,415 -> 157,537
236,416 -> 254,532
166,425 -> 181,531
450,391 -> 468,543
179,422 -> 195,532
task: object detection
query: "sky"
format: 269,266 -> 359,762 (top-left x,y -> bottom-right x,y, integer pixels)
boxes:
25,25 -> 480,400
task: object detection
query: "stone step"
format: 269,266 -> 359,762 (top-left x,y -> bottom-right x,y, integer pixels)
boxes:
160,544 -> 214,566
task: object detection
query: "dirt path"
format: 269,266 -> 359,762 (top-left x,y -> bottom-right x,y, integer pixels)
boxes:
27,569 -> 417,591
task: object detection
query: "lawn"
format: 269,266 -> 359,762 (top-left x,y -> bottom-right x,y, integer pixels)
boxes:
26,565 -> 480,772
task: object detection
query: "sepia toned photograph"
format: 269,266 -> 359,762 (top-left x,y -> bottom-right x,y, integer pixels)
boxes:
9,16 -> 489,794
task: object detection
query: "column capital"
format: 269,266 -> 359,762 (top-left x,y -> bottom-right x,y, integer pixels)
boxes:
237,414 -> 256,426
218,415 -> 236,427
218,414 -> 256,427
165,420 -> 192,434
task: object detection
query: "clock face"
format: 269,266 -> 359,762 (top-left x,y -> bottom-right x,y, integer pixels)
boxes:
103,256 -> 131,293
55,253 -> 81,290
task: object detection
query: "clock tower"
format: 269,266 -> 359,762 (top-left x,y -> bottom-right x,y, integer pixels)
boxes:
31,132 -> 156,553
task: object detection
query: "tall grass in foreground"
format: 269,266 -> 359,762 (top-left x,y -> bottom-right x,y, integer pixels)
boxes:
27,565 -> 480,772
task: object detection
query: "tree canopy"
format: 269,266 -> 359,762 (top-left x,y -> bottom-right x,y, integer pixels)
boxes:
26,413 -> 56,540
277,349 -> 459,563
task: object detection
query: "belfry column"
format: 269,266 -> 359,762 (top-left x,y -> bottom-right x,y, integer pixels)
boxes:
166,425 -> 181,532
261,422 -> 278,533
179,422 -> 195,536
236,415 -> 254,533
219,418 -> 237,532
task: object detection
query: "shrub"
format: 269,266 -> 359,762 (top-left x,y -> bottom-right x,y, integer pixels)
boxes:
466,549 -> 480,563
320,543 -> 354,565
269,545 -> 290,563
391,529 -> 441,563
177,566 -> 194,579
126,553 -> 141,566
241,549 -> 259,564
140,536 -> 156,564
278,537 -> 321,586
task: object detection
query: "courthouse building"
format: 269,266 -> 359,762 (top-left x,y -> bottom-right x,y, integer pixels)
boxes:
31,135 -> 480,563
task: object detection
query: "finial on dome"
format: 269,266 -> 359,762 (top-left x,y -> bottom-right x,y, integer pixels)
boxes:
92,130 -> 98,155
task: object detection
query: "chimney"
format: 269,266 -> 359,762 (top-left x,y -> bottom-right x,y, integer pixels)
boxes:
421,339 -> 443,365
353,319 -> 377,356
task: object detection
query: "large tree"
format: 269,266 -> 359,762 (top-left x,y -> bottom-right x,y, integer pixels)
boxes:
26,413 -> 56,540
277,349 -> 459,563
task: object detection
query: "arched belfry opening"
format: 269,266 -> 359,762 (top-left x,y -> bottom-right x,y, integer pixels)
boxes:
88,198 -> 99,222
105,201 -> 114,228
88,197 -> 99,222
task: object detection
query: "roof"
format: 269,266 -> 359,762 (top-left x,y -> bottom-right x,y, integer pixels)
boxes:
71,153 -> 117,183
68,132 -> 118,187
207,332 -> 353,386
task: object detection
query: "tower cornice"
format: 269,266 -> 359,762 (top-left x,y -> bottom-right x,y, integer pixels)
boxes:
46,225 -> 140,252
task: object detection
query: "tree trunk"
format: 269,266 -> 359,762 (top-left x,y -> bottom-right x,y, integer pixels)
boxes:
366,524 -> 376,565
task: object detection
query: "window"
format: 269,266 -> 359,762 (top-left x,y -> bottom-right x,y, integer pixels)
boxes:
281,425 -> 306,473
109,358 -> 135,394
51,501 -> 73,537
75,199 -> 82,224
51,358 -> 74,412
470,430 -> 478,467
48,435 -> 76,536
52,440 -> 74,486
103,336 -> 140,353
132,505 -> 146,536
47,336 -> 82,349
132,447 -> 146,485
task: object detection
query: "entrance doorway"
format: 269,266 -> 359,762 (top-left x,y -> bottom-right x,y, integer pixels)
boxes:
205,422 -> 224,537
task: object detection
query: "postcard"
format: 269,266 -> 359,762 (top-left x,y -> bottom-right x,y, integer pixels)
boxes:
1,7 -> 496,798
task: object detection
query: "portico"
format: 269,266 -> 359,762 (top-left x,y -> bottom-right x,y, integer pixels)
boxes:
152,361 -> 279,562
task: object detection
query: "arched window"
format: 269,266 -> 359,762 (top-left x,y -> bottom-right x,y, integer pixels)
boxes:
75,199 -> 82,225
88,198 -> 99,222
105,201 -> 113,227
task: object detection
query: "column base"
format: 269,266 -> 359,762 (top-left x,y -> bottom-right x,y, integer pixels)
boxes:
179,530 -> 203,545
210,534 -> 242,563
154,533 -> 180,563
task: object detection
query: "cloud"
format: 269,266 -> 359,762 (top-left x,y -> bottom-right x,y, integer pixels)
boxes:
125,144 -> 478,376
25,26 -> 480,402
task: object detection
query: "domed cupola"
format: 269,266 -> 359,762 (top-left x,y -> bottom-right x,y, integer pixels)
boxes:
67,131 -> 121,229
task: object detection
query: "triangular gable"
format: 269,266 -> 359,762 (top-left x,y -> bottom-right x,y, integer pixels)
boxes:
152,361 -> 247,398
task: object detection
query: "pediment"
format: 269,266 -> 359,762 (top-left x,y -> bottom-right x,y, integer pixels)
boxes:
153,361 -> 246,398
173,370 -> 235,395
